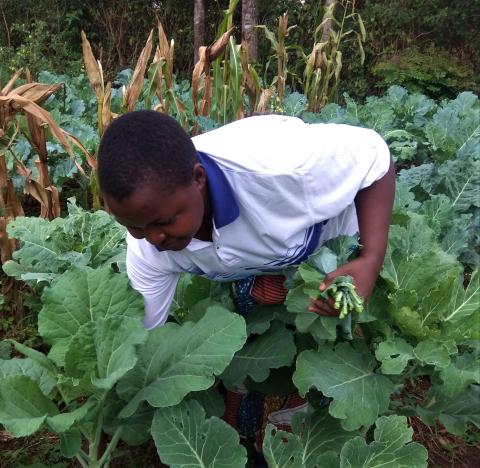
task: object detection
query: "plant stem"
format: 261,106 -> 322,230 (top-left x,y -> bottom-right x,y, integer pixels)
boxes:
78,448 -> 90,462
89,399 -> 105,463
75,454 -> 88,468
97,426 -> 123,468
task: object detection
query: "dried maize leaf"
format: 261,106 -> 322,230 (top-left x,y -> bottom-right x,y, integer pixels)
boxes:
0,217 -> 15,263
154,59 -> 165,104
157,21 -> 170,59
102,82 -> 112,131
12,83 -> 62,105
1,69 -> 23,96
1,94 -> 74,156
16,159 -> 49,217
192,47 -> 208,115
0,164 -> 23,218
334,50 -> 343,81
25,114 -> 47,161
153,45 -> 161,63
125,30 -> 153,112
256,89 -> 273,114
208,27 -> 235,62
34,159 -> 60,219
81,30 -> 104,99
279,13 -> 288,38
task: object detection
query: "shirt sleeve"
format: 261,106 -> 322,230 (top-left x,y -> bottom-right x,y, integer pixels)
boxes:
126,237 -> 180,330
304,123 -> 391,222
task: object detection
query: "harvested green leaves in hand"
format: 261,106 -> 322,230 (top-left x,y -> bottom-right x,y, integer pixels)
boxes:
319,275 -> 365,319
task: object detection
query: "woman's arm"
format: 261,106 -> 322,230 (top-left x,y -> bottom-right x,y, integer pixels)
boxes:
309,158 -> 395,316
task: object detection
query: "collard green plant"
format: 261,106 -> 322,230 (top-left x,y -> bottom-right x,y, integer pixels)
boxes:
3,198 -> 126,286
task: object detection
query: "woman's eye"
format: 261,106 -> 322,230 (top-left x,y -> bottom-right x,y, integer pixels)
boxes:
155,216 -> 176,226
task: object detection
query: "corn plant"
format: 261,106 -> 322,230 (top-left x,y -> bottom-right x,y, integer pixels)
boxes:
148,21 -> 190,129
0,70 -> 79,319
303,0 -> 366,112
81,30 -> 154,210
256,12 -> 296,111
191,0 -> 242,130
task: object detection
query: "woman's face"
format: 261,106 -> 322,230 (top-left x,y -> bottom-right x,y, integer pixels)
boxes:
105,163 -> 207,251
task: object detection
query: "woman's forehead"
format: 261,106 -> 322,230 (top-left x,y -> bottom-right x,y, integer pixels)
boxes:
105,184 -> 192,226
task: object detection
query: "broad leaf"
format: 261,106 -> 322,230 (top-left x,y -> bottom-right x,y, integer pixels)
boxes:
117,306 -> 246,418
438,351 -> 480,397
60,428 -> 82,458
0,375 -> 58,437
151,399 -> 247,467
340,415 -> 428,468
104,399 -> 154,446
413,339 -> 455,369
47,399 -> 95,433
221,322 -> 296,388
293,342 -> 394,430
375,338 -> 414,375
245,305 -> 294,335
417,385 -> 480,435
294,409 -> 356,467
0,357 -> 56,396
64,316 -> 147,390
263,425 -> 304,468
262,408 -> 357,468
6,217 -> 69,274
38,267 -> 144,364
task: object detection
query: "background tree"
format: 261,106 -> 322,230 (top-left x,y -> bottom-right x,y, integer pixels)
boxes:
242,0 -> 258,61
194,0 -> 205,64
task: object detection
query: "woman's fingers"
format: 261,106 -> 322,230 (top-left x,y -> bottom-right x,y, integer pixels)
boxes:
308,298 -> 339,317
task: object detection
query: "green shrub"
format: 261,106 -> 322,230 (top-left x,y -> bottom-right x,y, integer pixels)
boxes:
373,46 -> 478,99
0,20 -> 82,78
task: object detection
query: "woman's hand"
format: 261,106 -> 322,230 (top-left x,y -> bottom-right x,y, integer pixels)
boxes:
308,254 -> 382,316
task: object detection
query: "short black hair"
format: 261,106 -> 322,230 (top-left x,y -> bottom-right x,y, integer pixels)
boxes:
98,110 -> 197,200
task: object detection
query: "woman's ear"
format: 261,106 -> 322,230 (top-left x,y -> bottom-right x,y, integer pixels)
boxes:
193,162 -> 206,190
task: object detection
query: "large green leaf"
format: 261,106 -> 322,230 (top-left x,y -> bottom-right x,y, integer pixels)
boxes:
64,316 -> 147,391
440,270 -> 479,325
262,425 -> 304,468
172,274 -> 234,323
339,415 -> 428,468
38,267 -> 144,364
6,217 -> 69,275
293,342 -> 394,430
262,408 -> 357,468
438,351 -> 480,397
117,306 -> 246,418
60,428 -> 82,458
381,216 -> 460,296
435,155 -> 480,212
5,204 -> 126,282
221,322 -> 296,388
375,338 -> 414,375
293,409 -> 355,467
62,199 -> 126,268
0,375 -> 58,437
104,399 -> 154,446
0,357 -> 56,396
245,305 -> 294,335
46,399 -> 95,433
417,385 -> 480,435
413,339 -> 455,369
151,399 -> 247,468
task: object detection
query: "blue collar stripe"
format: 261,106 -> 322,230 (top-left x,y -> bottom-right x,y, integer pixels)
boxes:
197,151 -> 240,229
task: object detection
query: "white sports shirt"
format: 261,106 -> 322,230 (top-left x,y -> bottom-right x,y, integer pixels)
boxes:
126,115 -> 391,329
